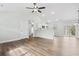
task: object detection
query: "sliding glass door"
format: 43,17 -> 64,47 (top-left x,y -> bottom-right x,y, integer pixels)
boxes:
64,24 -> 76,37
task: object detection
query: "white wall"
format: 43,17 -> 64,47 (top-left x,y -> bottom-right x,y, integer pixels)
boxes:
35,28 -> 54,39
0,11 -> 30,43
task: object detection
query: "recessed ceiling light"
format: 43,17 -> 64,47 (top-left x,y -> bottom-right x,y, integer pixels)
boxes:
42,14 -> 45,16
47,20 -> 51,23
51,11 -> 55,15
56,19 -> 59,21
76,9 -> 78,10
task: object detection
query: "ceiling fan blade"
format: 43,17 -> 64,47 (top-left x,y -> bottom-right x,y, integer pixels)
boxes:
32,10 -> 34,13
38,10 -> 42,13
38,7 -> 45,9
26,7 -> 34,9
33,3 -> 37,6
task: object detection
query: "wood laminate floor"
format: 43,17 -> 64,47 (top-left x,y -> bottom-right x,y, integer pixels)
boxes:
0,37 -> 79,56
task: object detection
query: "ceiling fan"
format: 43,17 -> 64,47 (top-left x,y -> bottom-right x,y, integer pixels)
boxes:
26,3 -> 46,13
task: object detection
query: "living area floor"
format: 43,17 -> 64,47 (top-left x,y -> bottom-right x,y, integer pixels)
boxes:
0,37 -> 79,56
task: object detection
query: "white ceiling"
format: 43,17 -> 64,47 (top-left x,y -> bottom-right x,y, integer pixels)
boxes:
0,3 -> 79,22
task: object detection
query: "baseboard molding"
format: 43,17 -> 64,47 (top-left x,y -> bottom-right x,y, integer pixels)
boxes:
0,37 -> 29,44
33,37 -> 54,40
